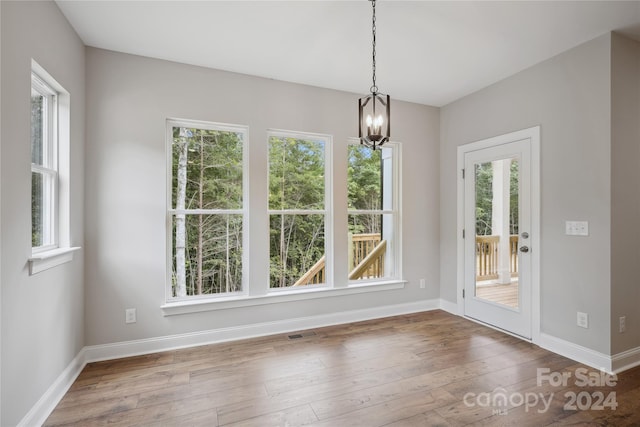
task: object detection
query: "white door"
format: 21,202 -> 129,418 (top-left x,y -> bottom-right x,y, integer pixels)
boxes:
463,137 -> 532,339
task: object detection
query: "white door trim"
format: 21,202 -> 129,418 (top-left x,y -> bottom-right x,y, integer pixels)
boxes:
456,126 -> 541,343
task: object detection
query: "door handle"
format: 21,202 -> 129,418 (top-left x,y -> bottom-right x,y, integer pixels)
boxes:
520,246 -> 529,253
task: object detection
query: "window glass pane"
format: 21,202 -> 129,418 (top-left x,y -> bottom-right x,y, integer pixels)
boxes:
32,172 -> 44,247
171,214 -> 243,297
270,214 -> 325,288
348,213 -> 391,280
31,89 -> 45,166
171,127 -> 243,210
348,145 -> 381,210
348,143 -> 395,282
269,136 -> 325,210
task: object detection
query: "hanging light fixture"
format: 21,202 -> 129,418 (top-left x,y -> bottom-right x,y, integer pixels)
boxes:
359,0 -> 390,149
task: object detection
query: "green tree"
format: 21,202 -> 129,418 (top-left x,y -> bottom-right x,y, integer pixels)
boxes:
474,160 -> 519,236
348,145 -> 381,235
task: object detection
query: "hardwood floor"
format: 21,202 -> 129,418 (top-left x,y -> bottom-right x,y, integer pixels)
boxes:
45,310 -> 640,426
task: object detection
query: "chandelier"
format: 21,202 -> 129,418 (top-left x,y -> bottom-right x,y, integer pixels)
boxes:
359,0 -> 390,149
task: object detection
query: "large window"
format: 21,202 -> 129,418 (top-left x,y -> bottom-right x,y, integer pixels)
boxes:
348,143 -> 399,282
163,125 -> 402,312
167,120 -> 247,300
31,72 -> 58,251
268,131 -> 331,289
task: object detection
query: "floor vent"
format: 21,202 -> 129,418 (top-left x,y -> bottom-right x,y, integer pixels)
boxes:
288,331 -> 316,340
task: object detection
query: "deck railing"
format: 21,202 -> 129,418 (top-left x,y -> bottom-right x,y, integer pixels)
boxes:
475,234 -> 518,281
349,239 -> 387,280
294,233 -> 516,286
293,233 -> 386,286
292,255 -> 326,287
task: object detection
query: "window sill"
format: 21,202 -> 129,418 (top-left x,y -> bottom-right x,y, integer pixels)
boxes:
29,247 -> 81,275
161,280 -> 407,316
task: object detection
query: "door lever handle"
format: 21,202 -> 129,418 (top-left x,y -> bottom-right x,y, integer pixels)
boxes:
520,246 -> 529,253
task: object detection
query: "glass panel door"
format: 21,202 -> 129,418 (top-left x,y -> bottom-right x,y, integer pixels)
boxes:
473,158 -> 519,309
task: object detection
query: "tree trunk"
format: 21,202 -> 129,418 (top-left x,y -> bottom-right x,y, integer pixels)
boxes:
279,144 -> 286,287
226,215 -> 230,292
175,128 -> 189,297
197,133 -> 204,295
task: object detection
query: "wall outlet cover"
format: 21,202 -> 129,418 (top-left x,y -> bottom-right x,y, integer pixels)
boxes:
125,308 -> 137,324
577,311 -> 588,328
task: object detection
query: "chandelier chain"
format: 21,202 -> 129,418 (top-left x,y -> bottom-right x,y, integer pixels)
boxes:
371,0 -> 377,94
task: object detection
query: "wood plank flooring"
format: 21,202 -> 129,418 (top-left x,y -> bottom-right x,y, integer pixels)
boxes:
475,282 -> 519,308
45,310 -> 640,426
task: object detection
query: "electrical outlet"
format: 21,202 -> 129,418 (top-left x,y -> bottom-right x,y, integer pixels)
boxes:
125,308 -> 137,324
419,278 -> 426,289
619,316 -> 626,333
577,311 -> 588,329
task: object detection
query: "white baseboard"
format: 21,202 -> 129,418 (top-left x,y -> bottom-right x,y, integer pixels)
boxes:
18,348 -> 87,427
612,345 -> 640,373
84,299 -> 441,363
445,306 -> 624,375
21,299 -> 441,426
438,298 -> 458,315
537,332 -> 613,373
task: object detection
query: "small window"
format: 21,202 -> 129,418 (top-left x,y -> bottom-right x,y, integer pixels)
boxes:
348,143 -> 399,282
167,120 -> 247,300
268,132 -> 331,289
31,72 -> 58,251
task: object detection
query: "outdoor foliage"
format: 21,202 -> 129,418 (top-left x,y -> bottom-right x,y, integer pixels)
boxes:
31,92 -> 45,247
348,144 -> 382,235
474,160 -> 519,236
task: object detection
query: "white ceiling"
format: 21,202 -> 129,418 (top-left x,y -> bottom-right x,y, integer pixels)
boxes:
56,0 -> 640,107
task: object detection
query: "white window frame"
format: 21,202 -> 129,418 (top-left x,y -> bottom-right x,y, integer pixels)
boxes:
165,118 -> 250,303
347,140 -> 402,284
161,132 -> 406,316
28,62 -> 79,275
267,129 -> 333,292
31,72 -> 58,253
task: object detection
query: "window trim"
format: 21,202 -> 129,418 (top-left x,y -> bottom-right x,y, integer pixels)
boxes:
266,129 -> 333,292
165,118 -> 250,303
161,279 -> 406,316
28,61 -> 77,275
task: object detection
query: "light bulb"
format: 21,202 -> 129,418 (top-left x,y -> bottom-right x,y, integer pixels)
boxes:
371,115 -> 383,135
366,115 -> 373,126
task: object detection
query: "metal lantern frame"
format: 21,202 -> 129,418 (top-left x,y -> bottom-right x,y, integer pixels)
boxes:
358,0 -> 391,150
359,91 -> 390,149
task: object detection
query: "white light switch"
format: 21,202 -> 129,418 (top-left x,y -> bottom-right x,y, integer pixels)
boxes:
565,221 -> 589,236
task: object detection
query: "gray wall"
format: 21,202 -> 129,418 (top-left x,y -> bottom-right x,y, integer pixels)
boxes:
0,2 -> 3,423
84,48 -> 440,346
611,33 -> 640,355
440,34 -> 612,354
0,1 -> 85,425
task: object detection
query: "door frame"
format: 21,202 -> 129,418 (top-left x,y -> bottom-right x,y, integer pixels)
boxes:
456,126 -> 541,343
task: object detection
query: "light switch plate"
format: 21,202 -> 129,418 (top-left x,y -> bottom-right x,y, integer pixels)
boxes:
566,221 -> 589,236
